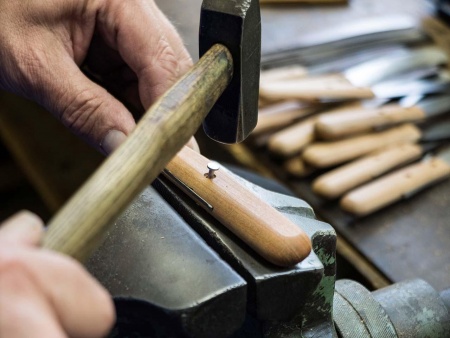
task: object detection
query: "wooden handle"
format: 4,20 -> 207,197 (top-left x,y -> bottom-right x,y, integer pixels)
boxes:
316,103 -> 426,139
254,101 -> 313,135
42,44 -> 233,261
341,157 -> 450,216
313,143 -> 423,199
259,74 -> 375,101
260,65 -> 308,85
284,157 -> 315,177
166,147 -> 312,267
303,124 -> 422,168
268,116 -> 317,157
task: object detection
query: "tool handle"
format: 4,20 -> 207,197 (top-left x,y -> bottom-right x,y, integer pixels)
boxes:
303,123 -> 422,168
259,65 -> 308,85
268,116 -> 317,157
254,106 -> 313,135
341,157 -> 450,216
284,157 -> 315,178
42,44 -> 233,261
166,146 -> 312,267
313,143 -> 422,199
316,103 -> 426,139
259,74 -> 374,101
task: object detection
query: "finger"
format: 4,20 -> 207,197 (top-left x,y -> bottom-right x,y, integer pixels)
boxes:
97,0 -> 192,108
34,44 -> 135,153
24,250 -> 115,338
0,211 -> 44,246
0,263 -> 66,338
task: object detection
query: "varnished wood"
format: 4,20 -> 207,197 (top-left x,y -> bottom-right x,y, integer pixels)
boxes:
316,103 -> 426,139
166,146 -> 312,267
43,44 -> 233,260
313,143 -> 422,199
341,157 -> 450,216
302,124 -> 422,168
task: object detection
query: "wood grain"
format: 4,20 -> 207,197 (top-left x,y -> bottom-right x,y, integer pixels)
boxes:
42,44 -> 233,260
341,157 -> 450,216
316,103 -> 426,139
166,146 -> 312,267
313,143 -> 423,199
302,124 -> 422,168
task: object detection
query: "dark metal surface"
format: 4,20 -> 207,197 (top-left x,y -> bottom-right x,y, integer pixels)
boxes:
154,168 -> 338,337
86,187 -> 247,338
200,0 -> 261,143
373,279 -> 450,337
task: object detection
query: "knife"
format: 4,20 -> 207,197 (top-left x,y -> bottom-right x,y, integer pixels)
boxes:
164,146 -> 312,267
261,15 -> 427,67
254,101 -> 316,135
340,146 -> 450,216
266,102 -> 362,157
259,47 -> 448,101
303,121 -> 450,168
316,94 -> 450,139
312,142 -> 440,199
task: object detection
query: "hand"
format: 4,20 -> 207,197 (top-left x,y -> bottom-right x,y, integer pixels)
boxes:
0,0 -> 192,154
0,211 -> 115,337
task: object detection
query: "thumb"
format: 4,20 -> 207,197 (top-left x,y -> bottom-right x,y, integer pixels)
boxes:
0,211 -> 44,246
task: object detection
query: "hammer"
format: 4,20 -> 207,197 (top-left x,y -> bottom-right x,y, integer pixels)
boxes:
42,0 -> 309,266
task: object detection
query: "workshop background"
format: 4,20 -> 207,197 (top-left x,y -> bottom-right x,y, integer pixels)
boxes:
1,0 -> 450,336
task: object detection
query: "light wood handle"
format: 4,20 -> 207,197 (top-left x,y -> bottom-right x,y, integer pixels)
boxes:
166,147 -> 312,267
259,74 -> 374,101
260,65 -> 308,85
313,143 -> 422,199
284,157 -> 315,178
316,103 -> 426,139
341,157 -> 450,216
42,44 -> 233,261
303,124 -> 422,168
268,116 -> 317,157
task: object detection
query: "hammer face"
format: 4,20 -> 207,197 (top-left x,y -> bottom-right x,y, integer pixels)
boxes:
200,0 -> 261,143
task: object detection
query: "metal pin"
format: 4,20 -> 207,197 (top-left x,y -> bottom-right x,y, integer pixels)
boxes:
205,162 -> 220,179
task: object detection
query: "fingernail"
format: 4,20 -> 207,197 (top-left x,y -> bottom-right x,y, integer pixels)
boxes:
101,130 -> 127,155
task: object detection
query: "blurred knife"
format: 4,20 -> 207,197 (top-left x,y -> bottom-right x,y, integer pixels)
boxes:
316,94 -> 450,139
340,145 -> 450,216
303,121 -> 450,168
259,47 -> 448,101
312,142 -> 440,199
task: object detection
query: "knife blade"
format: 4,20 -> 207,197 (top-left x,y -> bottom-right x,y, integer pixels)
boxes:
262,15 -> 427,67
316,94 -> 450,139
340,146 -> 450,216
312,142 -> 440,199
303,121 -> 450,168
259,47 -> 448,102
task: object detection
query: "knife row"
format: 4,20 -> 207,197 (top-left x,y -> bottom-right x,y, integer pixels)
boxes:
250,40 -> 450,216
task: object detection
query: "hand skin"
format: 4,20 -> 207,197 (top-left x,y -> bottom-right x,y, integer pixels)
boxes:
0,0 -> 193,154
0,211 -> 115,338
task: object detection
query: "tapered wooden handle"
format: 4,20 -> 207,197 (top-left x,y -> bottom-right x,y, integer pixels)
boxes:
313,143 -> 422,199
303,124 -> 422,168
268,116 -> 317,157
260,65 -> 308,85
341,157 -> 450,216
42,44 -> 233,260
166,146 -> 312,267
259,74 -> 374,101
316,103 -> 426,139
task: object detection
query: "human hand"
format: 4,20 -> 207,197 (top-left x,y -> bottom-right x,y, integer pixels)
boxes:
0,0 -> 192,154
0,211 -> 115,337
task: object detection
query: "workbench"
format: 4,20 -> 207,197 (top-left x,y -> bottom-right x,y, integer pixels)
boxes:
0,0 -> 448,293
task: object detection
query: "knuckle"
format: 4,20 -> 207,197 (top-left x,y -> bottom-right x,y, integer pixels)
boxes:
0,248 -> 27,277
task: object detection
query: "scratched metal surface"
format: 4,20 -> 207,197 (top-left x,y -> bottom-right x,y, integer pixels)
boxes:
156,0 -> 450,291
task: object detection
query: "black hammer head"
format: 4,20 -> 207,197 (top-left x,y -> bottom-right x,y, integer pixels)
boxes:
200,0 -> 261,144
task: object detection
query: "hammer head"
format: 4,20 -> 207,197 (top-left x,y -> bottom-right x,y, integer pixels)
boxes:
200,0 -> 261,144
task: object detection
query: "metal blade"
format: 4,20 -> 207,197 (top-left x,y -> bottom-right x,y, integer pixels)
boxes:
422,121 -> 450,142
415,95 -> 450,119
344,47 -> 448,87
372,77 -> 450,100
437,146 -> 450,165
